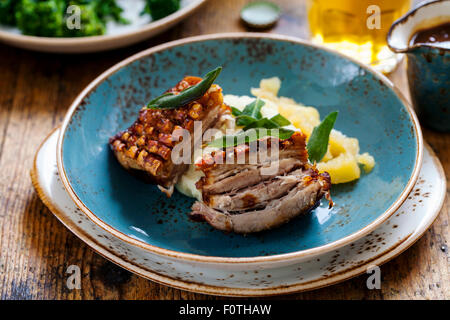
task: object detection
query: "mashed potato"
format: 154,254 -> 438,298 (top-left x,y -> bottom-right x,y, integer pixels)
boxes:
176,77 -> 375,198
176,164 -> 203,200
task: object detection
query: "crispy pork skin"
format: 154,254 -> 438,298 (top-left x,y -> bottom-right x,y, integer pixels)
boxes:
109,76 -> 227,196
190,132 -> 331,233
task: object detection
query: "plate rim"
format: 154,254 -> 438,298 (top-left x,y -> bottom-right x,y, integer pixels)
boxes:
0,0 -> 206,52
56,32 -> 424,264
33,129 -> 444,296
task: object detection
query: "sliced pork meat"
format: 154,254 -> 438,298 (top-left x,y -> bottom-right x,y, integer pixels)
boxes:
198,158 -> 303,195
207,168 -> 315,212
190,132 -> 331,233
110,76 -> 228,196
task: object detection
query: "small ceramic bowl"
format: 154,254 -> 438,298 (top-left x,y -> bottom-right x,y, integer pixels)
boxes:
57,33 -> 422,265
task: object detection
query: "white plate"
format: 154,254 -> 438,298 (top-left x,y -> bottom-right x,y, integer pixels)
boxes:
0,0 -> 206,53
31,129 -> 446,296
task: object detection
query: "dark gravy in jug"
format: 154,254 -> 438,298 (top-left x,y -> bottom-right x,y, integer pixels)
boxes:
409,22 -> 450,49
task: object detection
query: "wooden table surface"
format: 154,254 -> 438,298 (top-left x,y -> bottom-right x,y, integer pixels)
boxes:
0,0 -> 448,300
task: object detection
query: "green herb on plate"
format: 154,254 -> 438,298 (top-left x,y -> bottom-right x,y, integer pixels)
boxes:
243,117 -> 280,130
240,98 -> 265,119
232,98 -> 291,129
233,98 -> 265,126
209,98 -> 295,148
241,113 -> 290,130
269,113 -> 291,127
306,111 -> 338,163
146,66 -> 222,110
142,0 -> 181,21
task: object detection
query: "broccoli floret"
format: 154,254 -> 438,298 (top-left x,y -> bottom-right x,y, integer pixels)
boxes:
65,0 -> 130,36
64,1 -> 105,37
0,0 -> 18,25
94,0 -> 129,24
1,0 -> 153,38
15,0 -> 66,37
144,0 -> 180,21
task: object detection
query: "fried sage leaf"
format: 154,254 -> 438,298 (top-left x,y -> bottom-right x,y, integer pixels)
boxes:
146,66 -> 222,109
306,111 -> 338,163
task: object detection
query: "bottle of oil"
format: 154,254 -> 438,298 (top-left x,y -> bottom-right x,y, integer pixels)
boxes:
307,0 -> 411,73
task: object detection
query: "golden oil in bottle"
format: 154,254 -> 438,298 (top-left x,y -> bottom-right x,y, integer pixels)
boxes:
307,0 -> 411,73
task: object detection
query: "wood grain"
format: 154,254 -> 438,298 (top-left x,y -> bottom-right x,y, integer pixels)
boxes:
0,0 -> 448,300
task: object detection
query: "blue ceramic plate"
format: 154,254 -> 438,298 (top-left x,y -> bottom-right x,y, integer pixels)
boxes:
57,34 -> 422,259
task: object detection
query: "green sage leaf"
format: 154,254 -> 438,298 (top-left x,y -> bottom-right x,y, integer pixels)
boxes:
243,117 -> 279,130
146,66 -> 222,109
241,98 -> 264,119
306,111 -> 338,163
270,114 -> 291,127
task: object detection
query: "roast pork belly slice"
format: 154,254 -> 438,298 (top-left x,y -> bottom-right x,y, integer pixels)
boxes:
109,76 -> 227,196
191,171 -> 331,234
207,168 -> 313,212
190,132 -> 332,233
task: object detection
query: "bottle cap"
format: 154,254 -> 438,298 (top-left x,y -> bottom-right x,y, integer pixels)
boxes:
240,1 -> 281,29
